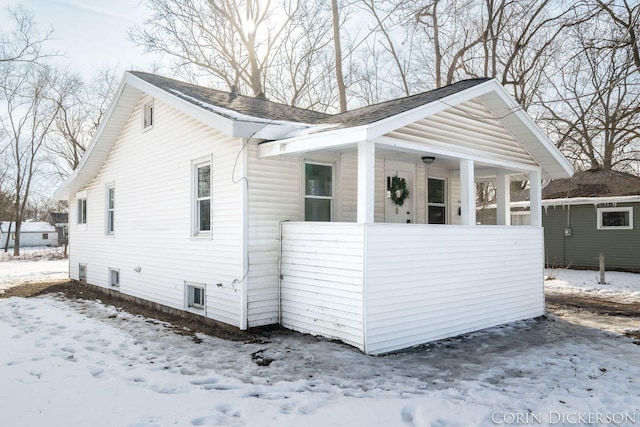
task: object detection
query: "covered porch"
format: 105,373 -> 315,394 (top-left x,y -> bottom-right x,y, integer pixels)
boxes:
258,79 -> 571,354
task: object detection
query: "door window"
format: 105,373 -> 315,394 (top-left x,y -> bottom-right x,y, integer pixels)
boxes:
428,178 -> 446,224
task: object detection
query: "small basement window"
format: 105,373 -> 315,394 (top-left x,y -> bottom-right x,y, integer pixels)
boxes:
109,268 -> 120,288
79,264 -> 87,281
185,282 -> 206,311
597,207 -> 633,230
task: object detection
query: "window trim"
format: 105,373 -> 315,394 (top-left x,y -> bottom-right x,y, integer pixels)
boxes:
109,268 -> 120,288
106,184 -> 115,235
597,207 -> 633,230
185,282 -> 206,313
427,177 -> 447,224
143,99 -> 154,130
304,161 -> 334,222
193,159 -> 212,236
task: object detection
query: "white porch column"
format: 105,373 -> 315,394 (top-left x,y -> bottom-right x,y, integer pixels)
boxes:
460,159 -> 476,226
496,172 -> 511,226
529,169 -> 542,226
357,141 -> 375,223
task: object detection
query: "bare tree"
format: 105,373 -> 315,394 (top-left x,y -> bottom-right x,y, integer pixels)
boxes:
542,18 -> 640,171
331,0 -> 348,112
0,65 -> 62,255
591,0 -> 640,73
48,67 -> 119,175
130,0 -> 300,98
0,6 -> 55,64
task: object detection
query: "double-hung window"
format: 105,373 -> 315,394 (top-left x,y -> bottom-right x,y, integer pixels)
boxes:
427,178 -> 446,224
194,161 -> 211,235
304,162 -> 333,221
106,185 -> 115,234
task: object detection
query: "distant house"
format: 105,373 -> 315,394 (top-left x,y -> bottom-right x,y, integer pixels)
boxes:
54,71 -> 572,354
479,169 -> 640,271
0,221 -> 58,248
46,212 -> 69,246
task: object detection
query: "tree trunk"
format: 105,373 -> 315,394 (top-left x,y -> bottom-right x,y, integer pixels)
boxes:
331,0 -> 347,112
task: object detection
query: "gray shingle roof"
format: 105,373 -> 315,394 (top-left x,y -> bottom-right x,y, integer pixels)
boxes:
130,71 -> 492,129
130,71 -> 330,124
315,78 -> 492,128
510,168 -> 640,202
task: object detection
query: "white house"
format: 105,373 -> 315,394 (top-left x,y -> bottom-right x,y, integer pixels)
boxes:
54,71 -> 573,355
0,221 -> 58,248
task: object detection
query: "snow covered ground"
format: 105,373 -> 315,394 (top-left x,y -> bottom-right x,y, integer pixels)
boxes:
0,259 -> 639,426
545,267 -> 640,304
0,247 -> 68,293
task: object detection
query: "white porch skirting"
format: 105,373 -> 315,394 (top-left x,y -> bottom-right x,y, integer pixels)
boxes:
280,222 -> 544,355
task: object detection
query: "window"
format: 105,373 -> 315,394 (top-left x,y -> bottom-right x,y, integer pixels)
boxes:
185,282 -> 205,311
78,198 -> 87,224
194,162 -> 211,234
428,178 -> 446,224
106,185 -> 115,234
79,264 -> 87,281
597,207 -> 633,230
42,233 -> 49,240
305,162 -> 333,221
143,100 -> 154,129
109,268 -> 120,287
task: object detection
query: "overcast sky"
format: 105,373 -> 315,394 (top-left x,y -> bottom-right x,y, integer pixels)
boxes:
4,0 -> 164,78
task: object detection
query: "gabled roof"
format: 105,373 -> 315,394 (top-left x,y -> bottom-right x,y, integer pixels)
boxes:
55,72 -> 573,199
315,78 -> 492,128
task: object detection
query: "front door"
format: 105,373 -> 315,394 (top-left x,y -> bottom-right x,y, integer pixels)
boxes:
385,170 -> 412,223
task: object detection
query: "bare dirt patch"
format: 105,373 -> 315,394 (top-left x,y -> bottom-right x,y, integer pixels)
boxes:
2,280 -> 285,345
545,292 -> 640,317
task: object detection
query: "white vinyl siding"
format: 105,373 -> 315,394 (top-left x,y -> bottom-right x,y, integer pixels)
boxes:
280,223 -> 365,350
246,142 -> 301,327
386,99 -> 538,166
363,224 -> 544,354
280,222 -> 544,355
67,96 -> 243,327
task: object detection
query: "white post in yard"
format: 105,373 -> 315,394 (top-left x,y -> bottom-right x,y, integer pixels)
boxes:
357,141 -> 375,224
460,159 -> 476,226
496,171 -> 511,226
529,169 -> 542,226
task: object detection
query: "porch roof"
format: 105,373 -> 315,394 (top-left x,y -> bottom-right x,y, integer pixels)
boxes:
259,79 -> 573,180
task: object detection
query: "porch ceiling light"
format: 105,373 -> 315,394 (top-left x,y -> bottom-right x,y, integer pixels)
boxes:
422,156 -> 436,165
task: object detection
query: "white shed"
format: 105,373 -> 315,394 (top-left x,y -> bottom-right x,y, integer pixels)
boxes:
55,72 -> 572,354
0,222 -> 58,248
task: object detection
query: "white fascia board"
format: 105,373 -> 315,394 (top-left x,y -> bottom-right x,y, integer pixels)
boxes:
54,73 -> 138,199
366,79 -> 499,140
374,135 -> 542,173
258,126 -> 368,158
482,85 -> 574,180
